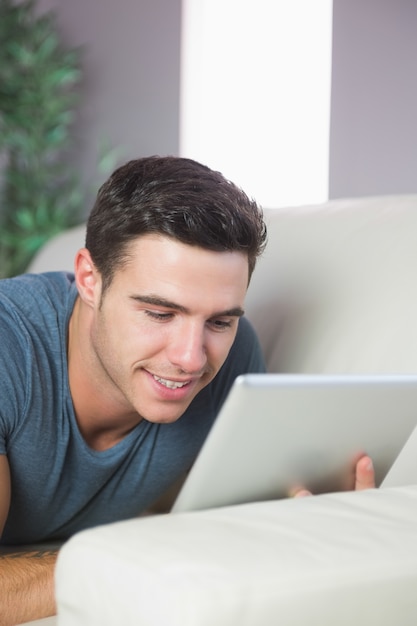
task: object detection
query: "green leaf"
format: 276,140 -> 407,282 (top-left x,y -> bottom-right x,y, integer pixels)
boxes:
0,0 -> 120,278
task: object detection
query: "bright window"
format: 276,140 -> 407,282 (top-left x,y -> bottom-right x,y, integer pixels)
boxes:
180,0 -> 333,208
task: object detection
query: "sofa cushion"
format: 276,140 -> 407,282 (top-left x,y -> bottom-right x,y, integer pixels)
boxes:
55,486 -> 417,626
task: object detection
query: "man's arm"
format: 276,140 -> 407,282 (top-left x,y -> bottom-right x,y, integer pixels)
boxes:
0,455 -> 57,625
0,548 -> 58,626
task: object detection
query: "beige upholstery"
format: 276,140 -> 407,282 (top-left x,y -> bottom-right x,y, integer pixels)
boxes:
246,195 -> 417,374
28,224 -> 86,275
55,486 -> 417,626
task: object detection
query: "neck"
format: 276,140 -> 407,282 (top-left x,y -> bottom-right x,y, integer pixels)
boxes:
67,298 -> 142,451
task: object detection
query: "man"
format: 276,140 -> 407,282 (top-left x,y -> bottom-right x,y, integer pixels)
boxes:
0,156 -> 374,624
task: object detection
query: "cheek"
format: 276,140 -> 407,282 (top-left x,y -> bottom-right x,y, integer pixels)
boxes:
207,330 -> 239,366
93,311 -> 140,360
118,318 -> 170,359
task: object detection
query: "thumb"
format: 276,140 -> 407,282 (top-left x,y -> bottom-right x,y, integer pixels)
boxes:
355,455 -> 375,491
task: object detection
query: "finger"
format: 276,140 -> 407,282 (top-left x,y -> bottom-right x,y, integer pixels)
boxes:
355,455 -> 375,491
288,487 -> 312,498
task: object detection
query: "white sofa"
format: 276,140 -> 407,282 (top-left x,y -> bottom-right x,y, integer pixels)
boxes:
23,194 -> 417,625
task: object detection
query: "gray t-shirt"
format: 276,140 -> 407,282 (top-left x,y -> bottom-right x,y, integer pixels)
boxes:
0,272 -> 265,545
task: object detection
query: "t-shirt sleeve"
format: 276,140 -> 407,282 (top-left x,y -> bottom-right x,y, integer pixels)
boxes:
0,305 -> 30,455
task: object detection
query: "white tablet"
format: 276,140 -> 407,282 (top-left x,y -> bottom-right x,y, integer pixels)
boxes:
172,373 -> 417,513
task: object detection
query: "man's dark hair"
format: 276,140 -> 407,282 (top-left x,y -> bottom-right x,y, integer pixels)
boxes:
86,156 -> 267,292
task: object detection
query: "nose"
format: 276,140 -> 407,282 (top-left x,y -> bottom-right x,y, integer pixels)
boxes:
167,320 -> 207,375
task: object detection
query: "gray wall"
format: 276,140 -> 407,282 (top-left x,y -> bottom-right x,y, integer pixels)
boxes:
37,0 -> 181,202
38,0 -> 417,203
330,0 -> 417,199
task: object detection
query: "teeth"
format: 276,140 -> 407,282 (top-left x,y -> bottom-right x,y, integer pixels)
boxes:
153,376 -> 189,389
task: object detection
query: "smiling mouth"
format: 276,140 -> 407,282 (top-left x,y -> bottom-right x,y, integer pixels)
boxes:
152,375 -> 191,390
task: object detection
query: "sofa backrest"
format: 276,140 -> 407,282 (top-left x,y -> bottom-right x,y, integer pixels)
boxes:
245,195 -> 417,374
28,194 -> 417,375
28,223 -> 86,275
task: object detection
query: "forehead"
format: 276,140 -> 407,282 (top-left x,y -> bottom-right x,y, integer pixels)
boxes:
123,234 -> 248,270
111,234 -> 249,299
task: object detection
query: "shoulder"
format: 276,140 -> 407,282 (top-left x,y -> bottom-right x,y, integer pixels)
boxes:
0,270 -> 77,349
0,273 -> 76,439
0,272 -> 77,335
228,316 -> 265,370
0,271 -> 76,312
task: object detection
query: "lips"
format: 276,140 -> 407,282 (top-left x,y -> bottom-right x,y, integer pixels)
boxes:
152,375 -> 191,390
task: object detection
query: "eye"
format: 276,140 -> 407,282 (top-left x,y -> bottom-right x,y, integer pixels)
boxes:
144,310 -> 174,321
208,318 -> 234,331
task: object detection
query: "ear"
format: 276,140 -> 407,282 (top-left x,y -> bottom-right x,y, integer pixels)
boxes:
74,248 -> 102,307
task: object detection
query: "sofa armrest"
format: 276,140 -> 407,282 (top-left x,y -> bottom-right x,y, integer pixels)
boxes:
55,486 -> 417,625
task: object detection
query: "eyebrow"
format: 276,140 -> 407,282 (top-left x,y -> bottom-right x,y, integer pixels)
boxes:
129,294 -> 245,318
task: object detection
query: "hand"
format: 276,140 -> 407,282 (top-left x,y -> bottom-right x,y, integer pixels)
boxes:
290,453 -> 376,498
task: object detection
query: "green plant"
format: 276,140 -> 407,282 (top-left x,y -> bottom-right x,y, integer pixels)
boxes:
0,0 -> 84,278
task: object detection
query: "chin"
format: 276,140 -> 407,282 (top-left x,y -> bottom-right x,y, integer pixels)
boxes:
140,402 -> 189,425
145,413 -> 184,425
